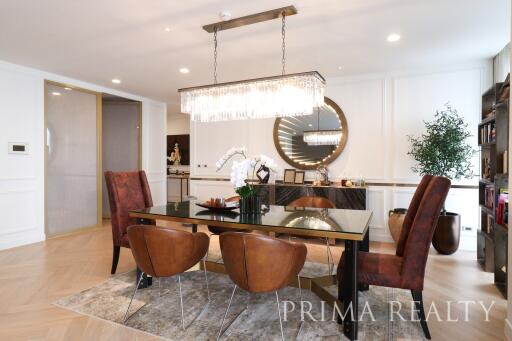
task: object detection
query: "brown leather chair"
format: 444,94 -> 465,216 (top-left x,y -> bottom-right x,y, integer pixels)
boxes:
218,233 -> 307,340
124,225 -> 210,328
336,175 -> 450,340
288,196 -> 336,275
105,170 -> 155,274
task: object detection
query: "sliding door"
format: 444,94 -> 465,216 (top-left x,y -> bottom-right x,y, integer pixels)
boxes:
45,82 -> 101,236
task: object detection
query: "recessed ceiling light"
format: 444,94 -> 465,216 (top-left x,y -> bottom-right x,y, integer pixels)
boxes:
164,27 -> 171,32
387,33 -> 401,42
64,87 -> 72,91
179,67 -> 190,74
337,66 -> 343,70
51,92 -> 61,96
111,79 -> 121,84
308,124 -> 313,127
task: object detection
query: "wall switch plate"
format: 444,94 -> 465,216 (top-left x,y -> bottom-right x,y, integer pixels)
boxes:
8,142 -> 29,155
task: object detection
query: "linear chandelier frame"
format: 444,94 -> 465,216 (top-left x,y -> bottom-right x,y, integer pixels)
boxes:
178,5 -> 326,122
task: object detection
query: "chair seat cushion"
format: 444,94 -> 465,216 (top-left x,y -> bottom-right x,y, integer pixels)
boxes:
337,251 -> 406,289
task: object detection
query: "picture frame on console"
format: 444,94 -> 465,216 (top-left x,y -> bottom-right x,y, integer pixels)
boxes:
294,171 -> 305,184
283,169 -> 296,184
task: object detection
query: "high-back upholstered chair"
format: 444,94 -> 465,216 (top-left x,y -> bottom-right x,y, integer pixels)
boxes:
218,233 -> 307,341
105,171 -> 154,274
336,176 -> 450,340
124,225 -> 210,328
288,196 -> 336,275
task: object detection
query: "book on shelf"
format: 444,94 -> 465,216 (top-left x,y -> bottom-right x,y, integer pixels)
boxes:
496,190 -> 509,226
503,150 -> 508,174
480,122 -> 496,144
484,185 -> 495,210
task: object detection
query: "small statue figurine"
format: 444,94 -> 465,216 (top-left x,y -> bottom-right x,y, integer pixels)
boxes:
256,165 -> 270,184
316,165 -> 329,185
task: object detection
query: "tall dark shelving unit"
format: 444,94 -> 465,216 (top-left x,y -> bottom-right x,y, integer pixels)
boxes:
477,74 -> 509,298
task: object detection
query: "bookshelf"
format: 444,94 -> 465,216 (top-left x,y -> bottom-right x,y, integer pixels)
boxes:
477,74 -> 509,298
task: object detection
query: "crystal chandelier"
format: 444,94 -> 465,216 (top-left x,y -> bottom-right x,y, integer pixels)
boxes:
303,106 -> 342,146
178,6 -> 326,122
303,130 -> 342,146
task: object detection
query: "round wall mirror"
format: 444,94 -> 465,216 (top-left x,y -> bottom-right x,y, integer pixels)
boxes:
273,97 -> 348,170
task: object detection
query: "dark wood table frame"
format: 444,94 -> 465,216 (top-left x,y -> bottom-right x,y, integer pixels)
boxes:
130,211 -> 370,341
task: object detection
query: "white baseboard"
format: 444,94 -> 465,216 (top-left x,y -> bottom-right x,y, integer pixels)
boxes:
505,318 -> 512,341
369,227 -> 393,243
0,229 -> 45,250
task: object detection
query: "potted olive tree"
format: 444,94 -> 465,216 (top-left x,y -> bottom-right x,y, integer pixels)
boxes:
408,103 -> 476,255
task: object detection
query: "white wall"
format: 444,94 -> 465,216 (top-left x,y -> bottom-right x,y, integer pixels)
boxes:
167,113 -> 190,135
190,62 -> 492,246
0,60 -> 167,250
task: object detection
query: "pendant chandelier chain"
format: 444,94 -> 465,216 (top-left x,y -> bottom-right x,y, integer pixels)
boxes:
213,27 -> 218,84
281,12 -> 286,75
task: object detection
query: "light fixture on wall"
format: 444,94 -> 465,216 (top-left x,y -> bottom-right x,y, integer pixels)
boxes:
303,107 -> 342,146
178,6 -> 325,122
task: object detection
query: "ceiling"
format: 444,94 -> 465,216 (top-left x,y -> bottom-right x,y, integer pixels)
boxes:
0,0 -> 509,113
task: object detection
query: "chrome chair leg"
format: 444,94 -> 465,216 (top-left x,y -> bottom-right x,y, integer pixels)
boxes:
124,271 -> 144,324
217,285 -> 237,340
325,238 -> 333,275
297,275 -> 302,302
177,274 -> 185,330
275,290 -> 285,341
203,258 -> 211,301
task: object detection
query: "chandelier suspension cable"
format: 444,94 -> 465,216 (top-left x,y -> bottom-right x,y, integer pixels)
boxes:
281,12 -> 286,76
213,26 -> 218,84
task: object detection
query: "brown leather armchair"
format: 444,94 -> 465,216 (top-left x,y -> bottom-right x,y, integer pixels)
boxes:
218,232 -> 307,340
105,170 -> 155,274
124,225 -> 210,328
288,196 -> 336,275
336,175 -> 450,340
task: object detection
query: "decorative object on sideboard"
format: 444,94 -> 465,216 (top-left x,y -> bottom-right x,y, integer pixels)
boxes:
215,147 -> 278,214
316,164 -> 329,185
283,169 -> 296,184
178,6 -> 325,122
408,103 -> 476,255
294,171 -> 305,184
388,208 -> 407,244
273,97 -> 348,170
256,165 -> 270,184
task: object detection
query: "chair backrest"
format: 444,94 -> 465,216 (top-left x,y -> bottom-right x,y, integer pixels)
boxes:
127,225 -> 209,277
105,171 -> 153,246
288,196 -> 336,209
400,176 -> 450,290
220,232 -> 307,293
396,175 -> 434,257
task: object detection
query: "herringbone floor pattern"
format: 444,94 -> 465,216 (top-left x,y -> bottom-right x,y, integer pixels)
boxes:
0,220 -> 506,340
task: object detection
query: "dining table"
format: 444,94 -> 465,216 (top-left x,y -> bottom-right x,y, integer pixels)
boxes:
129,200 -> 372,341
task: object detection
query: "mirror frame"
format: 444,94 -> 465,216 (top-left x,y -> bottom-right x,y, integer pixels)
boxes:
273,96 -> 348,170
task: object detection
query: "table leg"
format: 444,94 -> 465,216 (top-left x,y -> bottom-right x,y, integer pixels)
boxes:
338,240 -> 358,341
358,230 -> 370,291
135,218 -> 152,289
192,224 -> 197,233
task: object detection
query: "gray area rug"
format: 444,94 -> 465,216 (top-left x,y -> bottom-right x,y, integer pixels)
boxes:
55,268 -> 426,340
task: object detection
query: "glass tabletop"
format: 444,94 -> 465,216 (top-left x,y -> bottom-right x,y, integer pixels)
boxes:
130,201 -> 372,239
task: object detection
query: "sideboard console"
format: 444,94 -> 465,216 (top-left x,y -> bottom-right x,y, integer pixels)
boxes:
255,183 -> 367,210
